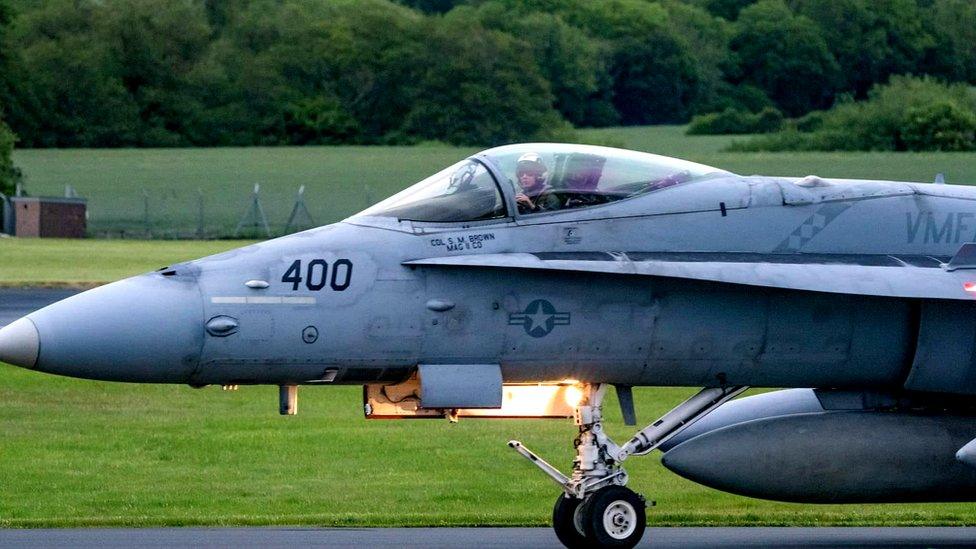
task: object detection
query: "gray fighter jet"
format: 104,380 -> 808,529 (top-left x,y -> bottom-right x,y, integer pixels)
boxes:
4,143 -> 976,548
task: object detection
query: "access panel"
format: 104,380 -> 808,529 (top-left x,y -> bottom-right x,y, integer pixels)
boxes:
905,300 -> 976,394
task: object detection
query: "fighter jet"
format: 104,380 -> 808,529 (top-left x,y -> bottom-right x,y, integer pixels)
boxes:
4,143 -> 976,548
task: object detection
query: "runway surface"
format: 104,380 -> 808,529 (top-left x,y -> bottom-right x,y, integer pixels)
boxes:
1,527 -> 975,548
0,288 -> 78,327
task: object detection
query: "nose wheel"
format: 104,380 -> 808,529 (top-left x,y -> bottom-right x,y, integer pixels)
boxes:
510,383 -> 747,548
553,487 -> 646,548
581,486 -> 646,547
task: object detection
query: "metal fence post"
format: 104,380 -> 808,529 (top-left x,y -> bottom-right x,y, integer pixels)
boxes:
196,188 -> 205,239
143,189 -> 152,238
364,184 -> 374,209
235,184 -> 271,238
284,185 -> 315,234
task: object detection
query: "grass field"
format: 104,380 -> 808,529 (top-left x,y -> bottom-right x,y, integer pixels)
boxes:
6,128 -> 976,527
0,238 -> 251,287
12,126 -> 976,237
3,365 -> 975,528
578,126 -> 976,184
11,146 -> 479,238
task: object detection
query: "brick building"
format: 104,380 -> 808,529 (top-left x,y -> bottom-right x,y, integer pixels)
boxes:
9,196 -> 87,238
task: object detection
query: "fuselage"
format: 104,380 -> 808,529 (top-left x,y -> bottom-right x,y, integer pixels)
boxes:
13,170 -> 976,394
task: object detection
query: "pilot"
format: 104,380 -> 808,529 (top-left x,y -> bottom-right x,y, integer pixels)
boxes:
514,153 -> 561,214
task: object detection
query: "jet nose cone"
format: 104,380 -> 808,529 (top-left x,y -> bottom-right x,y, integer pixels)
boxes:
0,317 -> 40,369
27,274 -> 205,382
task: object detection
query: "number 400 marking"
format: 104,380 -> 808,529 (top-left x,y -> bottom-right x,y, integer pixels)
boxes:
282,259 -> 353,291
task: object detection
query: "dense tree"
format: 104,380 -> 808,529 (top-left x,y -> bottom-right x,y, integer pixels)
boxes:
394,0 -> 466,13
0,0 -> 11,80
321,1 -> 440,142
203,0 -> 427,144
611,33 -> 701,124
5,1 -> 136,146
576,1 -> 704,124
660,1 -> 734,114
901,100 -> 976,151
921,0 -> 976,83
201,0 -> 252,31
0,120 -> 17,196
3,0 -> 976,148
99,0 -> 213,145
690,0 -> 757,20
401,11 -> 570,145
463,3 -> 613,126
731,76 -> 976,151
731,0 -> 840,116
0,0 -> 11,107
0,0 -> 18,196
490,0 -> 709,125
790,0 -> 933,98
6,0 -> 211,147
187,0 -> 569,146
0,0 -> 33,147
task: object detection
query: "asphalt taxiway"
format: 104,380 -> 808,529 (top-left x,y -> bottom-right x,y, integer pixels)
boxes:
0,288 -> 77,327
1,527 -> 975,548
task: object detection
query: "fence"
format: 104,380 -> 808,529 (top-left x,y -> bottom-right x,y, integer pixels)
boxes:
8,146 -> 480,239
73,183 -> 380,239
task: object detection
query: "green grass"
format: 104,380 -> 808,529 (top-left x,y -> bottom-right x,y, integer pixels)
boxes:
2,365 -> 975,528
578,125 -> 742,157
0,238 -> 251,287
13,127 -> 976,238
578,125 -> 976,184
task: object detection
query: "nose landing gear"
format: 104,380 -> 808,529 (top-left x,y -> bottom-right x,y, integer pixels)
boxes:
510,383 -> 747,548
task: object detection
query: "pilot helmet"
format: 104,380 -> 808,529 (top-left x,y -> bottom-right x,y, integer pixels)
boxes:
516,153 -> 547,186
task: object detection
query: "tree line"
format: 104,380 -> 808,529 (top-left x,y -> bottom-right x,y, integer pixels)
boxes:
1,0 -> 976,155
729,76 -> 976,151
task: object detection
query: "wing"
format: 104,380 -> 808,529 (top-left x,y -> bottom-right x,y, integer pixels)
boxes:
404,250 -> 976,300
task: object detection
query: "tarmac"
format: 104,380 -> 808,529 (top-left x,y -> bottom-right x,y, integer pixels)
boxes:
1,527 -> 976,548
0,287 -> 77,327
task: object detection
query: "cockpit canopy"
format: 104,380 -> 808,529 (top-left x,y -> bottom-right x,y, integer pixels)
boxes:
355,144 -> 727,223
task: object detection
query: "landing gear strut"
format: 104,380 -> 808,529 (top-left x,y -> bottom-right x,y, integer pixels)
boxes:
510,383 -> 747,548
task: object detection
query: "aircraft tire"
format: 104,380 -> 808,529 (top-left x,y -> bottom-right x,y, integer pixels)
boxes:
552,494 -> 589,548
580,486 -> 646,548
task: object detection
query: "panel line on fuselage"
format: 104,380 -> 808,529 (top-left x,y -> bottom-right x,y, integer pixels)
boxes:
210,296 -> 317,305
